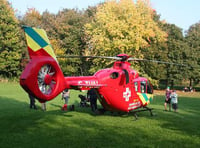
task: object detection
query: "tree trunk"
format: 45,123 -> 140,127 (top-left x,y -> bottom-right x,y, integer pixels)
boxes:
189,78 -> 192,87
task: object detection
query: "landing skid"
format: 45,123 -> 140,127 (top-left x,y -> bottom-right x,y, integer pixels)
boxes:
95,107 -> 154,120
131,107 -> 154,120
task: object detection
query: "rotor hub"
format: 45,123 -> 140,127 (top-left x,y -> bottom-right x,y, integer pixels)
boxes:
117,54 -> 130,61
44,74 -> 53,85
37,64 -> 56,95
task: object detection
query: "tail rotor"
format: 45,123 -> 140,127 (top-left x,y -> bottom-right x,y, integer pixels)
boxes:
38,64 -> 56,95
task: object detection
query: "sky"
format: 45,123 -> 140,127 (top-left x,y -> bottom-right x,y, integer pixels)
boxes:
8,0 -> 200,31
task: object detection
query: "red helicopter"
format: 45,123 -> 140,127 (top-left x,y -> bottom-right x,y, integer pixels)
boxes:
20,26 -> 155,115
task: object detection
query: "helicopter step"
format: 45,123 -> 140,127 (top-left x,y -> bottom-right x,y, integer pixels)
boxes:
131,106 -> 154,120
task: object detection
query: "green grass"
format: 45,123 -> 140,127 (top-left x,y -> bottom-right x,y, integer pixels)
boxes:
0,83 -> 200,148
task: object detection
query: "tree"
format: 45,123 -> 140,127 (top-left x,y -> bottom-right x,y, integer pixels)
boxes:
84,0 -> 167,74
138,12 -> 167,87
0,0 -> 22,78
54,8 -> 91,75
185,22 -> 200,86
162,24 -> 186,87
147,23 -> 186,88
20,8 -> 42,27
139,11 -> 187,88
85,0 -> 166,55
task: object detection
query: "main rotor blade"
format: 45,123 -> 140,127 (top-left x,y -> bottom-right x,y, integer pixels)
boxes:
57,55 -> 122,60
128,58 -> 187,66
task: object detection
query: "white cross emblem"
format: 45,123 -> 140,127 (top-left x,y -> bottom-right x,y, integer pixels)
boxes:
123,87 -> 131,102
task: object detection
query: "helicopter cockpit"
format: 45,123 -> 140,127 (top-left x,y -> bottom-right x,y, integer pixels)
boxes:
134,79 -> 153,94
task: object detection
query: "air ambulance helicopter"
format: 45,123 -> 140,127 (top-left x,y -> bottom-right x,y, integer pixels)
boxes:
20,26 -> 182,117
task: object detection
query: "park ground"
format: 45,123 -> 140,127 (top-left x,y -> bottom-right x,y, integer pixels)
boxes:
0,82 -> 200,148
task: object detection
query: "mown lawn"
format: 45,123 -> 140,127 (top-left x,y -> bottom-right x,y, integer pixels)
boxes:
0,82 -> 200,148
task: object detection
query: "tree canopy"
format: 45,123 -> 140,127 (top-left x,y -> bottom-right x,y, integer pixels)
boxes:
84,0 -> 167,56
0,0 -> 22,78
185,22 -> 200,86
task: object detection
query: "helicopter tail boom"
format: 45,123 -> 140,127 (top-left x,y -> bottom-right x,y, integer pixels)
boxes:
20,26 -> 65,102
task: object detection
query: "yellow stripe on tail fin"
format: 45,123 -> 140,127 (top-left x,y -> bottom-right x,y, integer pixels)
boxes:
23,26 -> 57,61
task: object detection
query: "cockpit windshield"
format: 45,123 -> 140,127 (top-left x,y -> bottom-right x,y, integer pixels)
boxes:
139,80 -> 153,94
134,78 -> 153,94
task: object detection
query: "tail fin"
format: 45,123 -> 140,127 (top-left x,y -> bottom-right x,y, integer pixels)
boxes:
20,26 -> 65,102
23,26 -> 57,61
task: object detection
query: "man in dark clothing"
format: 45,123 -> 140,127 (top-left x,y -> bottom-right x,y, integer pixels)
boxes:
28,94 -> 37,109
87,88 -> 98,112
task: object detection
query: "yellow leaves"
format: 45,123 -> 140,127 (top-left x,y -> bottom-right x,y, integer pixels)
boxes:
25,8 -> 41,19
22,8 -> 42,27
50,39 -> 65,63
85,0 -> 167,55
0,0 -> 18,23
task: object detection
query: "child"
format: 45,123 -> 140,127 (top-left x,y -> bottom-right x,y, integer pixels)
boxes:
62,89 -> 70,111
170,90 -> 178,112
78,94 -> 89,107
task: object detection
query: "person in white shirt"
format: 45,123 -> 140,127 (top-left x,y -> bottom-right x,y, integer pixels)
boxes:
170,90 -> 178,112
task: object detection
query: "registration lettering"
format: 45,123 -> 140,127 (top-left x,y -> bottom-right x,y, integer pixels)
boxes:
78,80 -> 98,85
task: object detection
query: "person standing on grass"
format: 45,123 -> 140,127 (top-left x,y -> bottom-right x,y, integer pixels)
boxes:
170,90 -> 178,112
164,87 -> 171,111
62,89 -> 70,111
28,94 -> 37,110
87,88 -> 98,113
41,102 -> 46,111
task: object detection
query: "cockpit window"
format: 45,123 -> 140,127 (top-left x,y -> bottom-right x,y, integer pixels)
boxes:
110,72 -> 119,79
134,82 -> 138,92
140,81 -> 146,93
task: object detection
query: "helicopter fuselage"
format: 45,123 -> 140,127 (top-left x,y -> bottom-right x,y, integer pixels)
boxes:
65,61 -> 153,112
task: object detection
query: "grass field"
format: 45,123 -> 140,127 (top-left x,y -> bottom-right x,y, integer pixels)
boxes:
0,82 -> 200,148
